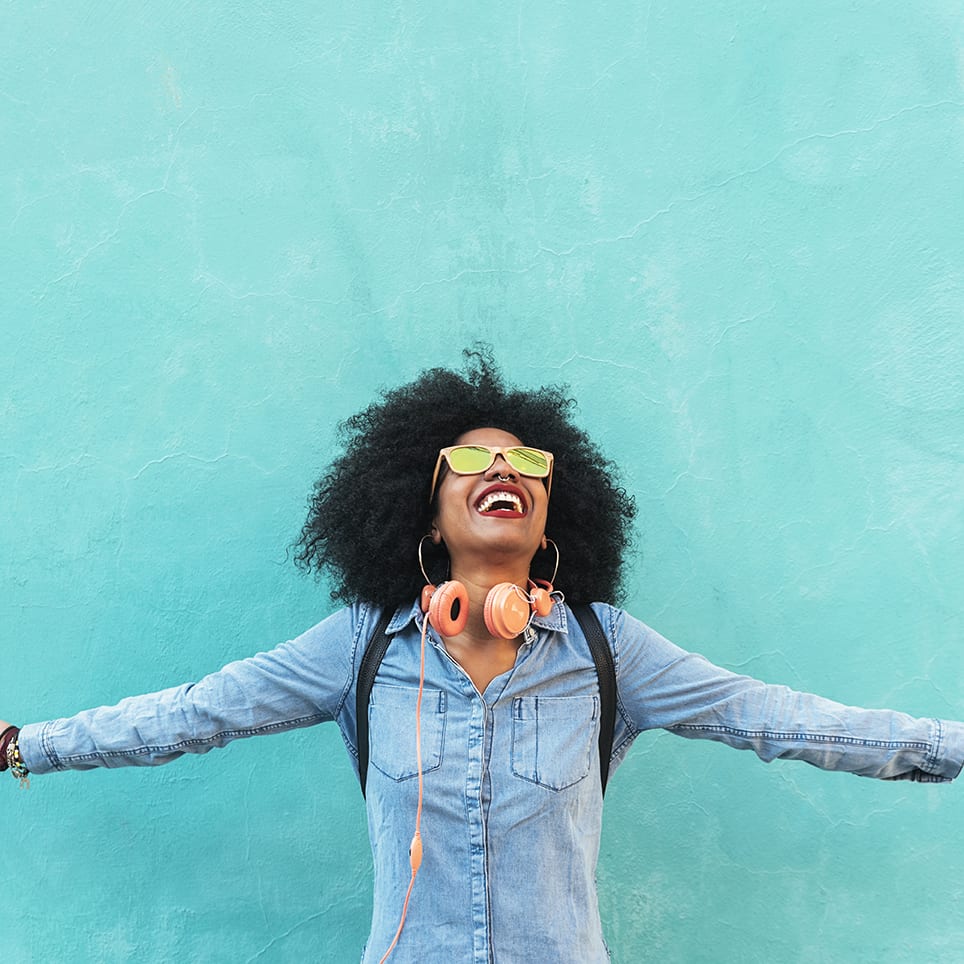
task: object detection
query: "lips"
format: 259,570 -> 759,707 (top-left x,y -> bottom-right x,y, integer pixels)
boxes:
474,483 -> 528,518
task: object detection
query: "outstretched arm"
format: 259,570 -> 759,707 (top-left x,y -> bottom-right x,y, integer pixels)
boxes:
603,605 -> 964,783
5,605 -> 363,778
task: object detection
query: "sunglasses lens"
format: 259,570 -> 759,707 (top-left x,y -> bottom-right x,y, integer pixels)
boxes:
505,448 -> 550,477
446,446 -> 496,473
444,445 -> 551,478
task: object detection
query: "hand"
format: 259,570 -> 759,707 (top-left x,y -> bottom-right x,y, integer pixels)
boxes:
0,720 -> 16,772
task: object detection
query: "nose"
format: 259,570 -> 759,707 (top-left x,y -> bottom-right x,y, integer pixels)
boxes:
486,451 -> 516,480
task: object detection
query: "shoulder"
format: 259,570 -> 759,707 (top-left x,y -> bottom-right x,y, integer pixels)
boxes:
564,600 -> 624,640
290,601 -> 408,657
565,601 -> 689,669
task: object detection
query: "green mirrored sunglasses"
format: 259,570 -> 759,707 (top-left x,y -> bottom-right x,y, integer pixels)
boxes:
429,445 -> 554,502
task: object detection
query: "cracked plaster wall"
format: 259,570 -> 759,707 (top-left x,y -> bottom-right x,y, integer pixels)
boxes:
2,3 -> 963,962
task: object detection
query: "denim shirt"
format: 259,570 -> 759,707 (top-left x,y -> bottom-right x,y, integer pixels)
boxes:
18,602 -> 964,963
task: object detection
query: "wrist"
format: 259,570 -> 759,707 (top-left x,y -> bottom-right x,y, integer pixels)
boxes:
0,726 -> 18,770
1,727 -> 29,787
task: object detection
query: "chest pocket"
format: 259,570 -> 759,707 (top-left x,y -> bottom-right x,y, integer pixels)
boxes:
368,683 -> 446,781
510,695 -> 598,791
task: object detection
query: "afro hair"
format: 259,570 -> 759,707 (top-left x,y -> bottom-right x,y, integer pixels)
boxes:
295,347 -> 636,608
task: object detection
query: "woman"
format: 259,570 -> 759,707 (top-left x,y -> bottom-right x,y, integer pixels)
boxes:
3,350 -> 963,962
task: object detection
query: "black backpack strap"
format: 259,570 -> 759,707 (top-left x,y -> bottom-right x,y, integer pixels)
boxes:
355,608 -> 394,799
571,604 -> 617,797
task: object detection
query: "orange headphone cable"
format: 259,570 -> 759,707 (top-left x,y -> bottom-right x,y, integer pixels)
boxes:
378,615 -> 428,963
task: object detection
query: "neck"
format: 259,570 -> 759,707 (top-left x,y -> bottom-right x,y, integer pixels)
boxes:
448,560 -> 531,645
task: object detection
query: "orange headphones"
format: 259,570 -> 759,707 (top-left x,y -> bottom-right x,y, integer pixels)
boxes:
418,537 -> 559,638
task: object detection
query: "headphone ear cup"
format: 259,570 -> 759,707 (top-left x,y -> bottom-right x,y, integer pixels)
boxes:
428,581 -> 469,637
484,583 -> 532,639
528,578 -> 555,617
529,586 -> 553,617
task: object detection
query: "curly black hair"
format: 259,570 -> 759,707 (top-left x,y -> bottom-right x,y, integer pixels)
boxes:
295,347 -> 637,608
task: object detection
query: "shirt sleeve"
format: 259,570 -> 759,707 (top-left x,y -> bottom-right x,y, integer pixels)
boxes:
605,605 -> 964,783
17,605 -> 364,775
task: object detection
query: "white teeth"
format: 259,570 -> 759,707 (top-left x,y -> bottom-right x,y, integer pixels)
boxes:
477,491 -> 524,513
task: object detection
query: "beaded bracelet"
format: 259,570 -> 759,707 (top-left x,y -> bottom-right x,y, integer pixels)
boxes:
0,726 -> 17,769
3,730 -> 30,789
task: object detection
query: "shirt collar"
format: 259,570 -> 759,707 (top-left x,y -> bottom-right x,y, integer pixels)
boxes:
386,594 -> 570,635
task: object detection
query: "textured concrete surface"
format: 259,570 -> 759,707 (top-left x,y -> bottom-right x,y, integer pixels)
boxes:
2,3 -> 963,961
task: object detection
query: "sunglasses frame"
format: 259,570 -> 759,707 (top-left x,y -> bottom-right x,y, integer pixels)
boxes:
429,445 -> 554,503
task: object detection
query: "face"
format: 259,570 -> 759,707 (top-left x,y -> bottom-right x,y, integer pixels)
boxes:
431,427 -> 550,565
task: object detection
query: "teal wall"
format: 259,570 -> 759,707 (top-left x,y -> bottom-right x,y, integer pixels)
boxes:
3,3 -> 963,961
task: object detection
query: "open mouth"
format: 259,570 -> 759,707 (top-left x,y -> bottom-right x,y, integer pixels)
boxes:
475,486 -> 527,518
